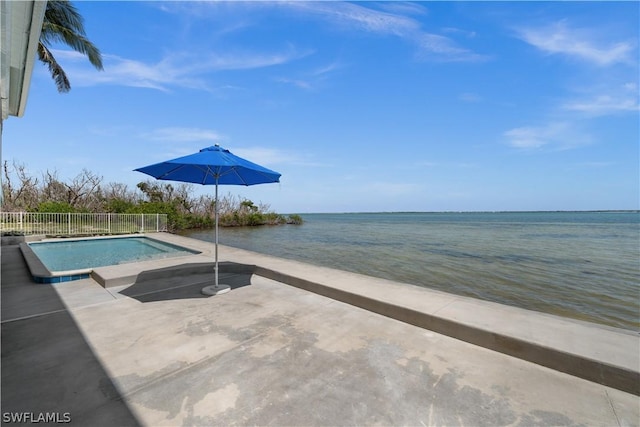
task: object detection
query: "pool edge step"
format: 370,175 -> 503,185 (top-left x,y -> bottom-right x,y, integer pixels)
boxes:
93,261 -> 254,288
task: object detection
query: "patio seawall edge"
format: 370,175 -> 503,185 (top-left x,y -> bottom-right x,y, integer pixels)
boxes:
106,233 -> 640,396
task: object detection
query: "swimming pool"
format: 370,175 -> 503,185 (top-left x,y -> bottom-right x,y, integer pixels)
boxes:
22,235 -> 201,283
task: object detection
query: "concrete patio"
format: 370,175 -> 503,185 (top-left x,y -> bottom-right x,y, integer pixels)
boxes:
2,234 -> 639,426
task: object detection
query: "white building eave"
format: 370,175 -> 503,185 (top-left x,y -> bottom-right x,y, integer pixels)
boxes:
1,0 -> 46,120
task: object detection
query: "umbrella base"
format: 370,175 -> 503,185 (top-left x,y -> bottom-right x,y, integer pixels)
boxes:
201,284 -> 231,296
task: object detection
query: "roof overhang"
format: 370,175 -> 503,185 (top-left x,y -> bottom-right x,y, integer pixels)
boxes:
0,0 -> 46,120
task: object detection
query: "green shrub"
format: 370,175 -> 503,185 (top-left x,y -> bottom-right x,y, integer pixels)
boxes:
263,212 -> 287,225
127,201 -> 182,231
106,198 -> 135,213
33,201 -> 75,213
246,212 -> 265,226
287,214 -> 303,225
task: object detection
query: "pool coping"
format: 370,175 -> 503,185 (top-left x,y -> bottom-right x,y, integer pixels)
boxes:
19,241 -> 91,283
19,234 -> 202,284
18,232 -> 640,395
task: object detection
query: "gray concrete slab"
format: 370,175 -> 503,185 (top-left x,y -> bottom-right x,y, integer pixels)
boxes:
2,236 -> 639,426
1,246 -> 140,426
1,245 -> 67,321
1,311 -> 140,426
64,275 -> 638,426
205,238 -> 640,395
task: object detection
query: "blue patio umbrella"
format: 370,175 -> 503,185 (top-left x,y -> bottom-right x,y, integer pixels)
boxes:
135,144 -> 281,295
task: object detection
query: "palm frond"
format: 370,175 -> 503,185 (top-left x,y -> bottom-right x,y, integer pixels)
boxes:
37,43 -> 71,93
38,0 -> 103,92
41,23 -> 103,70
45,1 -> 85,35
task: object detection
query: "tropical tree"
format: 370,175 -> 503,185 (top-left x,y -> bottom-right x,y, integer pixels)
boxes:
38,0 -> 103,92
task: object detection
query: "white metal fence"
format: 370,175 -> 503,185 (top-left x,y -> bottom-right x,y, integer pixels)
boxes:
0,212 -> 168,236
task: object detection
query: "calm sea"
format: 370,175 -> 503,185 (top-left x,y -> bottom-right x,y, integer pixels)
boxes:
180,211 -> 640,331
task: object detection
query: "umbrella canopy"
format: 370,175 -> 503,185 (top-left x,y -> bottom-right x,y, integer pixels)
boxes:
134,145 -> 281,186
135,144 -> 281,295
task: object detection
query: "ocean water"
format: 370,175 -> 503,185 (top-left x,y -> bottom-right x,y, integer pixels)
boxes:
181,211 -> 640,331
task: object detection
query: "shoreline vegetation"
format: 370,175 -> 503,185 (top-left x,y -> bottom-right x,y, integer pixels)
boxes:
1,163 -> 302,232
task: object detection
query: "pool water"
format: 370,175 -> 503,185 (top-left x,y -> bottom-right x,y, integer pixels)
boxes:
28,236 -> 200,272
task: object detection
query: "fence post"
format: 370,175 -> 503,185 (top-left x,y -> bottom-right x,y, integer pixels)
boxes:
156,213 -> 159,232
68,213 -> 71,235
19,212 -> 23,232
141,213 -> 144,233
108,213 -> 111,234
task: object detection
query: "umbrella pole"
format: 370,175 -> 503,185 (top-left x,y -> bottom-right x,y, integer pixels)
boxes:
201,175 -> 230,296
215,178 -> 219,287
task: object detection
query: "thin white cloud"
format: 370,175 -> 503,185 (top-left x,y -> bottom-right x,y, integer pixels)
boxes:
561,82 -> 639,116
281,2 -> 485,62
232,147 -> 320,168
442,27 -> 477,38
504,122 -> 590,150
515,20 -> 635,66
51,51 -> 198,91
53,2 -> 485,95
50,45 -> 310,92
142,127 -> 223,143
415,33 -> 486,62
233,147 -> 288,166
459,92 -> 482,103
277,61 -> 345,91
311,61 -> 344,77
377,2 -> 429,18
504,126 -> 550,149
510,21 -> 637,144
285,1 -> 421,37
563,95 -> 639,115
275,77 -> 313,90
197,45 -> 312,71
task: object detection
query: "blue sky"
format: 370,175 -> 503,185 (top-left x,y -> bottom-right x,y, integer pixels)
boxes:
3,1 -> 639,213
